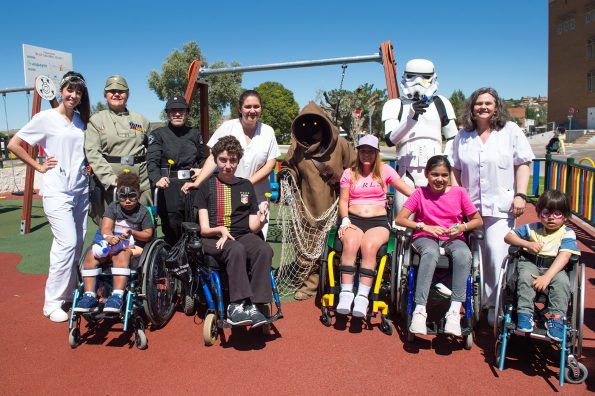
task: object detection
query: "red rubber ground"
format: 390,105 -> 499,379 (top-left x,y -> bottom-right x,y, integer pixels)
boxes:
0,206 -> 593,394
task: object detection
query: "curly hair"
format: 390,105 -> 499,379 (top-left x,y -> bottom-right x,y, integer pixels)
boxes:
116,171 -> 141,192
211,135 -> 244,160
461,87 -> 509,131
536,189 -> 571,218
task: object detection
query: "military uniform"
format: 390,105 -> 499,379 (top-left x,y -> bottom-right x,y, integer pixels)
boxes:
85,109 -> 152,206
147,123 -> 205,245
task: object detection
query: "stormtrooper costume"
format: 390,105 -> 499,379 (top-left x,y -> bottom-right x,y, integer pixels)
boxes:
382,59 -> 459,210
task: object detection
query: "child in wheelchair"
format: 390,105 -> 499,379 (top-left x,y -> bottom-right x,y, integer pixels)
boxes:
396,155 -> 483,336
75,172 -> 154,313
194,135 -> 271,328
503,189 -> 579,341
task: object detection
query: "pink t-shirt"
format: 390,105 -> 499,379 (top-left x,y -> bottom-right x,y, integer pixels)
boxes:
403,186 -> 478,241
340,163 -> 400,207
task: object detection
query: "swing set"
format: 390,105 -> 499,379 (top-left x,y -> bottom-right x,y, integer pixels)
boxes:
6,40 -> 399,235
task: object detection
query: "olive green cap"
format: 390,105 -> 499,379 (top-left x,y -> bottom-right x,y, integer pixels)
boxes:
104,75 -> 129,91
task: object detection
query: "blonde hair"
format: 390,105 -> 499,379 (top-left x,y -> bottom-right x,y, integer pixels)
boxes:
350,150 -> 383,185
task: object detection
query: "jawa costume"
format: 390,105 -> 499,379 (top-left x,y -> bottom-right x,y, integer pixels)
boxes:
283,102 -> 356,300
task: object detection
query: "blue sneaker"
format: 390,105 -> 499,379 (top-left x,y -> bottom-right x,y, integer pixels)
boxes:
546,315 -> 564,342
516,313 -> 534,332
103,293 -> 123,313
74,293 -> 99,313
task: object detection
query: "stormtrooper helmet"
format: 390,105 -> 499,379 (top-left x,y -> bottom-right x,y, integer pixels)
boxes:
400,59 -> 438,100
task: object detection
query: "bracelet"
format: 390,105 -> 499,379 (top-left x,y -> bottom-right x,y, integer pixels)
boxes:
340,217 -> 351,229
416,222 -> 425,230
514,193 -> 527,201
462,222 -> 468,231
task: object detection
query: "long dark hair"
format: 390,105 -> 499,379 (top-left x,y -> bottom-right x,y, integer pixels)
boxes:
461,87 -> 509,131
60,71 -> 90,126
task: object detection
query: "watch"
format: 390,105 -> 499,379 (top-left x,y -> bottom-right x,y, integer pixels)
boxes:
416,222 -> 425,230
514,193 -> 528,201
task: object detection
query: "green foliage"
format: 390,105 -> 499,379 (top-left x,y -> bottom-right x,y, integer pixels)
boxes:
254,82 -> 299,144
91,101 -> 107,115
318,83 -> 387,141
449,89 -> 466,125
525,104 -> 547,125
147,42 -> 243,132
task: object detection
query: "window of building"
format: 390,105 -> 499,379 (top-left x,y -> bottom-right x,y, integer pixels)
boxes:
570,17 -> 576,30
588,38 -> 595,60
588,71 -> 595,92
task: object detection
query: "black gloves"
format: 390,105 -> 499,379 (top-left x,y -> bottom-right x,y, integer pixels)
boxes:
411,100 -> 429,121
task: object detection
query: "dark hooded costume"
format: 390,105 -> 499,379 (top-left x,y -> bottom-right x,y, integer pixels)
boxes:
283,102 -> 356,298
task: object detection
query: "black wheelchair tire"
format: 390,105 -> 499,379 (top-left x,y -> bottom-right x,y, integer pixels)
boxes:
142,240 -> 178,328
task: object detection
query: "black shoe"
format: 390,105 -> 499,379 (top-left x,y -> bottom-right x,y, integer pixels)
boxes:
245,304 -> 268,328
226,303 -> 252,326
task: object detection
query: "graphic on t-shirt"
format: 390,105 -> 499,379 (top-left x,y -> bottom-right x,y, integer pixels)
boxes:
240,192 -> 249,204
215,178 -> 232,228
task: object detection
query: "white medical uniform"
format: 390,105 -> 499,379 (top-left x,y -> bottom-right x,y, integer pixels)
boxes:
17,109 -> 89,316
208,119 -> 280,238
452,121 -> 535,306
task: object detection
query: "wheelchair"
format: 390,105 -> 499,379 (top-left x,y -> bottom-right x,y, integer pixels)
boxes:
179,222 -> 283,346
494,247 -> 588,386
319,196 -> 398,335
394,229 -> 484,349
68,190 -> 179,350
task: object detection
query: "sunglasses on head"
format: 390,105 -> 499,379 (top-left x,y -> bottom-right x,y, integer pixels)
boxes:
539,209 -> 564,219
117,187 -> 138,202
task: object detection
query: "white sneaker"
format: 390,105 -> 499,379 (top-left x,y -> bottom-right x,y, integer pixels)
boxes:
409,310 -> 428,335
46,308 -> 69,323
352,295 -> 369,318
444,310 -> 462,336
336,291 -> 354,315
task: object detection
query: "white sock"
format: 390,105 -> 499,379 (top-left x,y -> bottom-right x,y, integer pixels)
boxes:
112,289 -> 124,296
341,283 -> 354,293
356,283 -> 371,298
414,304 -> 426,314
84,292 -> 96,297
449,301 -> 462,313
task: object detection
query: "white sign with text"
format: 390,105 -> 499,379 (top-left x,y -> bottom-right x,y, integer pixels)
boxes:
22,44 -> 72,89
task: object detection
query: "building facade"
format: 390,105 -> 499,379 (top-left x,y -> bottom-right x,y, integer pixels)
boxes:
549,0 -> 595,129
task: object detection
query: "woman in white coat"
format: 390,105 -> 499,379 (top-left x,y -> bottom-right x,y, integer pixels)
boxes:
8,71 -> 91,322
451,87 -> 534,323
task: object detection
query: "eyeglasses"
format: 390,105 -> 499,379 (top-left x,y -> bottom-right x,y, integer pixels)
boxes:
118,191 -> 138,202
539,209 -> 564,219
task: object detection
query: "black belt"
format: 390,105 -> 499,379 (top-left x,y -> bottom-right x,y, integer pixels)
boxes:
104,155 -> 145,165
520,250 -> 556,267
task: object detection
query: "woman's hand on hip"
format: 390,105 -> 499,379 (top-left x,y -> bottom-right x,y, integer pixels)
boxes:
38,155 -> 58,173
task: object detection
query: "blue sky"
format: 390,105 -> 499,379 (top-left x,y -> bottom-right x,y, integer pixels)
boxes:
0,0 -> 547,129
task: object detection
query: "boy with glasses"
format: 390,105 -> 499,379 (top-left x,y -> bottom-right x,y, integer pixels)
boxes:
504,189 -> 580,341
76,172 -> 154,313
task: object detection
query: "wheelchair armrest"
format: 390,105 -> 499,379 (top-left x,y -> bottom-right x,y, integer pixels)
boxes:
182,222 -> 200,233
569,254 -> 579,264
508,246 -> 521,256
472,228 -> 484,240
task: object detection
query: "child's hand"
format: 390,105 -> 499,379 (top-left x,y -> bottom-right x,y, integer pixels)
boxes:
531,273 -> 551,292
258,201 -> 269,222
107,235 -> 120,246
423,225 -> 446,237
524,241 -> 543,254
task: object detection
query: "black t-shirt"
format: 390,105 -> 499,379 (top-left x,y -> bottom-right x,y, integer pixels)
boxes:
194,175 -> 258,238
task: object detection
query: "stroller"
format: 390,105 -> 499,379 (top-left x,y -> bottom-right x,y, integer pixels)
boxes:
546,136 -> 561,154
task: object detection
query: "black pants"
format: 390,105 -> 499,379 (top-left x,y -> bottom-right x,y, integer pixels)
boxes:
201,233 -> 273,304
157,180 -> 195,246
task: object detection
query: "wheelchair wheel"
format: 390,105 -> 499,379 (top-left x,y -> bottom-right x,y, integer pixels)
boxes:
564,362 -> 588,384
183,290 -> 196,316
135,328 -> 148,350
203,313 -> 218,346
68,327 -> 80,349
142,240 -> 177,328
471,241 -> 483,325
576,262 -> 585,358
389,241 -> 399,316
464,333 -> 473,350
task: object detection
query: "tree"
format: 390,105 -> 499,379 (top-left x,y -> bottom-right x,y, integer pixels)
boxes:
147,42 -> 243,132
317,83 -> 387,142
449,89 -> 466,125
91,101 -> 107,115
254,82 -> 299,144
525,104 -> 547,126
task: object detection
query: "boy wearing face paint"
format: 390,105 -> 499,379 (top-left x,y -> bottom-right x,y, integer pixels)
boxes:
76,172 -> 153,314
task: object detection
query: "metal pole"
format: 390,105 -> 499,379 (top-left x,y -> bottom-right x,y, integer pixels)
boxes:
199,54 -> 382,77
0,87 -> 34,95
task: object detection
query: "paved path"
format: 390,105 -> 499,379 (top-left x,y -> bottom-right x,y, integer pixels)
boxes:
0,204 -> 592,394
